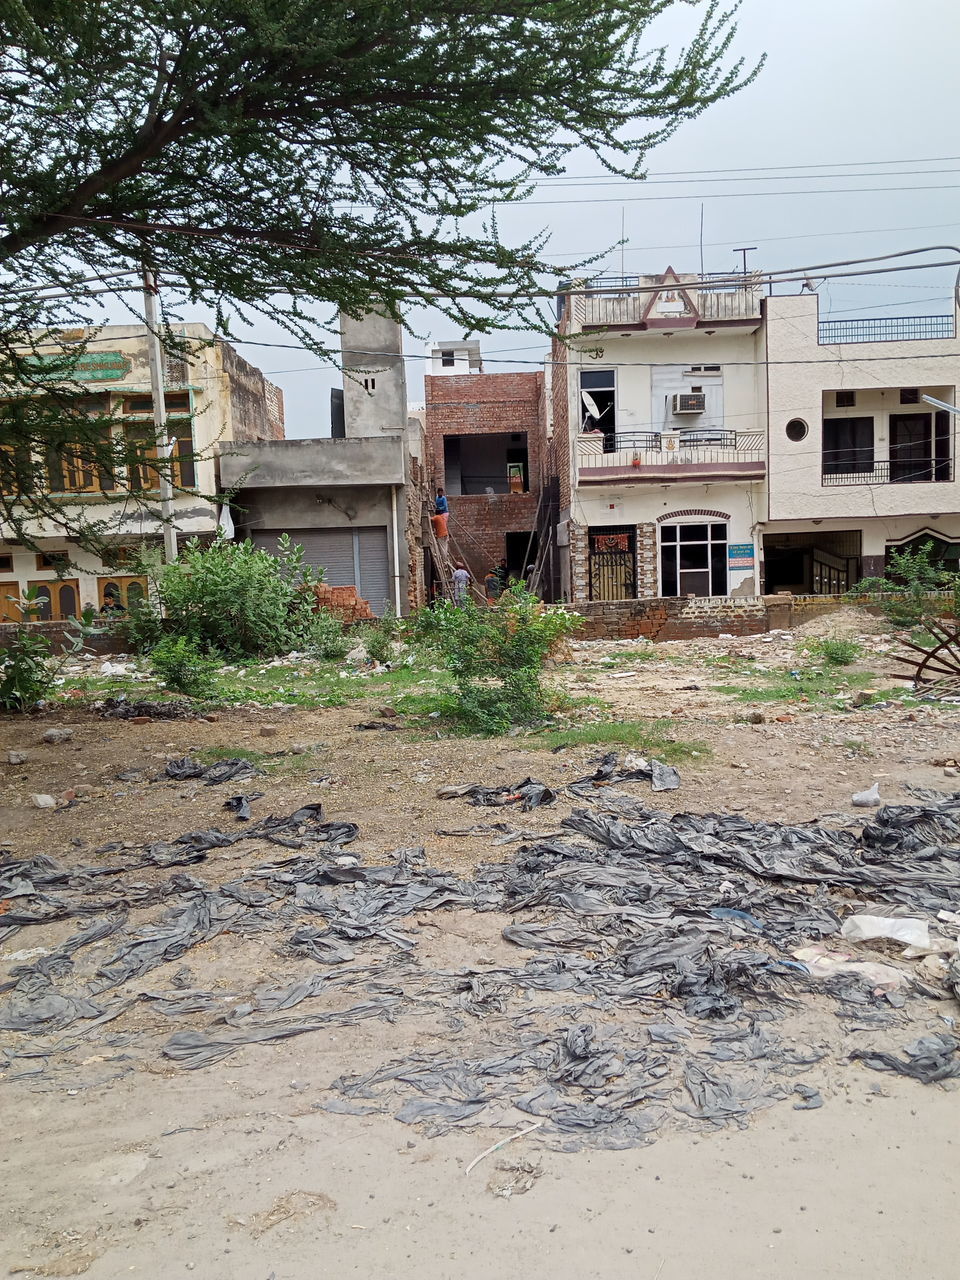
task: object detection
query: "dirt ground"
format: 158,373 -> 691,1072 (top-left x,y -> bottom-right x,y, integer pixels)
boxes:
2,615 -> 959,1278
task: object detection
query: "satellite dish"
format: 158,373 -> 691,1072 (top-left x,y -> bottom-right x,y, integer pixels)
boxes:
581,390 -> 609,425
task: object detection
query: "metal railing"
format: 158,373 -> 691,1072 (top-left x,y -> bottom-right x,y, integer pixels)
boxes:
821,458 -> 954,486
818,315 -> 955,345
579,430 -> 765,473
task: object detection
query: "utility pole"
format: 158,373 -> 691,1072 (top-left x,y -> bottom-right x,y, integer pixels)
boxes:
733,246 -> 757,275
141,264 -> 178,562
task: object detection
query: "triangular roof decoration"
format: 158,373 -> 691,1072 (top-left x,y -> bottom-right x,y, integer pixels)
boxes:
640,267 -> 700,324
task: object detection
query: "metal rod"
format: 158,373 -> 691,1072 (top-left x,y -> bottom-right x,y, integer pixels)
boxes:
141,264 -> 178,563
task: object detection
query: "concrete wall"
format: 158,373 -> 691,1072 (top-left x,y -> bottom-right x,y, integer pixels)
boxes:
219,437 -> 406,489
765,293 -> 960,521
340,312 -> 407,440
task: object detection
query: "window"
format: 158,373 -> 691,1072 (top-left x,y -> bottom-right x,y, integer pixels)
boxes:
822,417 -> 874,474
35,550 -> 69,571
900,388 -> 920,405
660,522 -> 728,597
786,418 -> 808,442
0,554 -> 12,573
122,392 -> 190,415
46,427 -> 114,494
443,432 -> 528,494
835,390 -> 856,408
440,350 -> 455,368
97,575 -> 147,614
27,579 -> 80,620
124,425 -> 195,490
579,369 -> 616,443
0,443 -> 34,496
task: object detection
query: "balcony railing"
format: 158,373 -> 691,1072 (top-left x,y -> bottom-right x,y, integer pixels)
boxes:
573,274 -> 763,329
579,430 -> 765,478
821,458 -> 955,486
818,315 -> 955,345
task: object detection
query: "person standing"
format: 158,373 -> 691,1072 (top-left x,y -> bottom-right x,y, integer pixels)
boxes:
434,487 -> 448,515
452,561 -> 471,605
495,556 -> 509,593
430,509 -> 450,563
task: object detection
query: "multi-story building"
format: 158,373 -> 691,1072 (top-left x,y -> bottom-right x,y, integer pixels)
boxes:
424,339 -> 555,593
220,313 -> 427,615
0,323 -> 283,621
552,270 -> 960,602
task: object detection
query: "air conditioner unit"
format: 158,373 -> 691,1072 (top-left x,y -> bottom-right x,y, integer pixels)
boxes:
671,392 -> 706,415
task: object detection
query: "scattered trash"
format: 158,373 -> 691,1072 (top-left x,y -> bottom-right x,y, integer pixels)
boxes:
354,721 -> 401,732
793,944 -> 908,993
793,1084 -> 823,1110
465,1121 -> 544,1176
437,778 -> 557,811
850,1035 -> 960,1084
100,697 -> 202,720
223,793 -> 264,822
841,915 -> 931,950
851,782 -> 881,808
165,757 -> 264,785
569,752 -> 680,795
487,1158 -> 543,1198
29,794 -> 56,809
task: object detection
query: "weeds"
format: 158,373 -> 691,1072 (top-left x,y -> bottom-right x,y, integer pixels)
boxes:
713,667 -> 878,705
408,589 -> 581,734
800,637 -> 861,666
149,636 -> 220,698
522,719 -> 709,762
842,738 -> 874,758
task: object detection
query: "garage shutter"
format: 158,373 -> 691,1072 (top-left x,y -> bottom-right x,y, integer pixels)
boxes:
251,527 -> 392,615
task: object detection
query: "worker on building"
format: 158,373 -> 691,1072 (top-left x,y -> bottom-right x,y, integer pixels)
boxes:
430,509 -> 450,563
434,486 -> 448,515
452,561 -> 471,605
484,567 -> 501,603
495,556 -> 509,593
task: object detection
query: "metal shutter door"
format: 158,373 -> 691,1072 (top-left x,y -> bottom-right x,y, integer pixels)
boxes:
252,529 -> 356,585
356,526 -> 390,616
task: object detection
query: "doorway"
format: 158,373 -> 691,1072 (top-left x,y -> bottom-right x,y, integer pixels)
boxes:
588,526 -> 636,601
505,531 -> 539,581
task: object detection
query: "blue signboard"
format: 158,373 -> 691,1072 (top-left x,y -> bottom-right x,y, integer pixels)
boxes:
727,543 -> 755,569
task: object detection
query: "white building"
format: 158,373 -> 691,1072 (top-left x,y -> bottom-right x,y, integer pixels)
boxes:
0,324 -> 283,621
552,270 -> 960,601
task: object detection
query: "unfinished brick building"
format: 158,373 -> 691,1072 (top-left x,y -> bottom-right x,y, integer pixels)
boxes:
423,340 -> 555,594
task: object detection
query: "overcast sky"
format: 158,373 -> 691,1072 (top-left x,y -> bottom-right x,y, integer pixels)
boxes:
169,0 -> 960,436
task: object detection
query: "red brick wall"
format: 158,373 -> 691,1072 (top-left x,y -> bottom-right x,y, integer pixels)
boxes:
425,370 -> 547,580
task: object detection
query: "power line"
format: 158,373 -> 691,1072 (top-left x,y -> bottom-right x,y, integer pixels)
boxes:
539,220 -> 960,259
519,182 -> 960,208
525,167 -> 960,190
525,154 -> 960,182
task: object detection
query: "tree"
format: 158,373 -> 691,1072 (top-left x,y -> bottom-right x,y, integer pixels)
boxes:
0,0 -> 758,548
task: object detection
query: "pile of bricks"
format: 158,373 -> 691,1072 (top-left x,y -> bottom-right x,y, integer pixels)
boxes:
311,582 -> 375,623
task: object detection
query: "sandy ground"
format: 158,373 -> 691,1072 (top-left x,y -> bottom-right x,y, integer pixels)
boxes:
2,614 -> 960,1278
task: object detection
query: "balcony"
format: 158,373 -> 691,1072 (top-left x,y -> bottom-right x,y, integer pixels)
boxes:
818,315 -> 955,345
821,458 -> 955,486
578,430 -> 766,484
567,273 -> 763,331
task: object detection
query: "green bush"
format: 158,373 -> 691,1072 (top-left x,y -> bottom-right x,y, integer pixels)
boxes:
358,607 -> 401,666
307,607 -> 351,661
130,533 -> 334,660
850,540 -> 956,628
409,587 -> 581,733
0,589 -> 94,711
148,635 -> 220,697
801,637 -> 861,666
0,628 -> 55,711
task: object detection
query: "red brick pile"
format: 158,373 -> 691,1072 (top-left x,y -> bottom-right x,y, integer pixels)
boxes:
311,582 -> 375,623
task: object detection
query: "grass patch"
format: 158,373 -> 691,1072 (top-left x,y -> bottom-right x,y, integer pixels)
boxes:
841,738 -> 874,758
713,666 -> 879,705
520,718 -> 710,762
